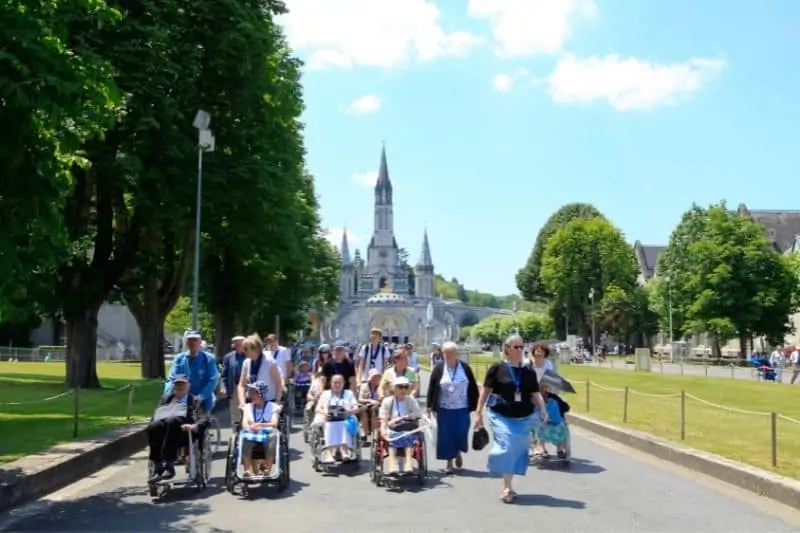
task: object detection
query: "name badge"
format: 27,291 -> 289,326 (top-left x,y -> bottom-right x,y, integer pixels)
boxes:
514,392 -> 522,402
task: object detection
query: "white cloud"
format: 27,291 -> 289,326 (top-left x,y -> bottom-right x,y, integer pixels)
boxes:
492,74 -> 514,92
468,0 -> 596,58
491,68 -> 531,92
351,171 -> 378,187
325,227 -> 361,248
547,55 -> 726,111
345,94 -> 382,114
280,0 -> 481,69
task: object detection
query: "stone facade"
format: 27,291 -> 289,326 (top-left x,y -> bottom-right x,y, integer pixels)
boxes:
321,147 -> 503,345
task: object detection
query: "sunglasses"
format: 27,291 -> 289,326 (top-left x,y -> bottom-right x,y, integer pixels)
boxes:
396,385 -> 409,390
510,345 -> 524,350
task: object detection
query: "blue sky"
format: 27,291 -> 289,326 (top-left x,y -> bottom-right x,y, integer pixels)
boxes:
280,0 -> 800,296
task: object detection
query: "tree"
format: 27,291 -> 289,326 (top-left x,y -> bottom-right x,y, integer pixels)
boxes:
459,311 -> 480,327
540,217 -> 638,342
164,296 -> 214,339
655,203 -> 800,358
469,313 -> 555,344
516,203 -> 604,301
0,0 -> 119,348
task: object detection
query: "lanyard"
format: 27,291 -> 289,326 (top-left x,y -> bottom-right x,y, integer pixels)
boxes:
368,386 -> 376,399
250,355 -> 263,379
446,361 -> 459,382
506,362 -> 521,392
394,398 -> 403,417
255,404 -> 268,422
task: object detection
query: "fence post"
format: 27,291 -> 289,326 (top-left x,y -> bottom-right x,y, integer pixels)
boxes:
680,363 -> 684,376
623,386 -> 629,423
126,385 -> 136,420
679,389 -> 686,441
704,366 -> 708,377
660,363 -> 664,374
730,366 -> 735,379
72,385 -> 80,439
771,412 -> 777,467
585,379 -> 591,412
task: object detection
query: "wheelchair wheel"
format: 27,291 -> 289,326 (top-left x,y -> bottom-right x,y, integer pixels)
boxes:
277,432 -> 290,492
369,437 -> 379,483
416,438 -> 428,486
193,443 -> 205,491
208,417 -> 222,455
224,436 -> 236,493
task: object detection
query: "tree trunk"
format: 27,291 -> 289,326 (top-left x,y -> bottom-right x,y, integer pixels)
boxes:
739,336 -> 748,362
65,306 -> 101,388
214,311 -> 236,358
137,287 -> 166,379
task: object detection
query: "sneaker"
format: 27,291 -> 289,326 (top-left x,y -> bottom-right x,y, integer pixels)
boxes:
161,463 -> 176,480
148,463 -> 165,483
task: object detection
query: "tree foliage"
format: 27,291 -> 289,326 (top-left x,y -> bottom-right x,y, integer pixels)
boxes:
468,313 -> 555,345
654,203 -> 800,356
1,0 -> 339,385
540,217 -> 638,341
516,203 -> 604,302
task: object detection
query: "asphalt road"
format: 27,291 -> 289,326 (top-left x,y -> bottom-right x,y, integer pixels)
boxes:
584,359 -> 800,384
2,373 -> 800,533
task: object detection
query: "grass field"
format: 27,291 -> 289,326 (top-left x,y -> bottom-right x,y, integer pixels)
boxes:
556,366 -> 800,479
0,362 -> 163,464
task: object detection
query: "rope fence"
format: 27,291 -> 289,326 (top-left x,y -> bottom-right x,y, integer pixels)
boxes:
0,381 -> 162,438
572,378 -> 800,469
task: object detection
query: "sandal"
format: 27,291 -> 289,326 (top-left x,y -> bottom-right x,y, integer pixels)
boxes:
500,489 -> 517,503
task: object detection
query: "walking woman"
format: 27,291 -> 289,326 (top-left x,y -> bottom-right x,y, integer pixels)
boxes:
426,341 -> 479,474
528,342 -> 555,382
475,334 -> 546,503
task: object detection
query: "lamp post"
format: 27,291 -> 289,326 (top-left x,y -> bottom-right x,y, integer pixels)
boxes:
191,110 -> 215,331
588,288 -> 596,356
564,302 -> 569,339
665,275 -> 674,362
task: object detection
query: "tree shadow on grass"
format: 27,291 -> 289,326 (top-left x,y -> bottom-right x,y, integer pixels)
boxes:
8,484 -> 233,532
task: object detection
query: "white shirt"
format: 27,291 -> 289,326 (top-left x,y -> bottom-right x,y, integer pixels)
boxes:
791,350 -> 800,365
529,358 -> 555,382
241,356 -> 280,402
358,343 -> 387,375
770,350 -> 786,367
408,351 -> 420,371
268,345 -> 292,378
318,389 -> 357,410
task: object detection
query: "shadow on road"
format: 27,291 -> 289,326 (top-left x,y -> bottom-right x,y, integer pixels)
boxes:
513,493 -> 586,508
9,486 -> 233,532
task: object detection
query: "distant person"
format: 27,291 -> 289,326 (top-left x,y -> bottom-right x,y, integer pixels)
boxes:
265,333 -> 293,382
357,328 -> 389,382
220,335 -> 247,423
322,343 -> 357,390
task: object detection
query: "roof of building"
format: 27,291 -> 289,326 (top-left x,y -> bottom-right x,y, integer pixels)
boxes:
366,291 -> 408,304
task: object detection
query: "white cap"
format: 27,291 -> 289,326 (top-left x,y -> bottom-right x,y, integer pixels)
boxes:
232,335 -> 245,342
393,376 -> 410,387
367,368 -> 381,379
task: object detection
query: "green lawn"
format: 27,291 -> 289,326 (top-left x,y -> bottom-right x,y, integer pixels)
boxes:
558,366 -> 800,479
0,362 -> 163,464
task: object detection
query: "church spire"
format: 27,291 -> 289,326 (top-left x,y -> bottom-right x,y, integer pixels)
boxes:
340,228 -> 352,265
374,144 -> 392,203
417,228 -> 433,269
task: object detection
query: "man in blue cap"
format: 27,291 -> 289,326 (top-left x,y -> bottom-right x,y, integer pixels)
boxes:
321,342 -> 356,391
164,331 -> 219,414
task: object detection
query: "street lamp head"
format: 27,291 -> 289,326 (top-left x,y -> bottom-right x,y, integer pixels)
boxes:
193,109 -> 211,131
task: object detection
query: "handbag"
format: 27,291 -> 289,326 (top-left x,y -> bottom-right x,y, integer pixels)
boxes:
153,399 -> 188,421
472,427 -> 490,451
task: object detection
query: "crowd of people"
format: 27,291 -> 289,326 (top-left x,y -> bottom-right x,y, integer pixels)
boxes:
145,327 -> 571,503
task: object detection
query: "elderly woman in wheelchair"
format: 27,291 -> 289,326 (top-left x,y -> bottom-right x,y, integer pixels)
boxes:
531,383 -> 571,462
377,375 -> 424,476
313,374 -> 360,465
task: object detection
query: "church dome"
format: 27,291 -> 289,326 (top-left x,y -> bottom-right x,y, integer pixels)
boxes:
366,292 -> 407,304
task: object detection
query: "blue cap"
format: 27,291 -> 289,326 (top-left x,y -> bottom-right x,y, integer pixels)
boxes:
319,343 -> 331,353
333,343 -> 346,350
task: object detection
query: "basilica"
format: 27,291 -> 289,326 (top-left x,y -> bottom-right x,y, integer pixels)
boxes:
313,147 -> 501,346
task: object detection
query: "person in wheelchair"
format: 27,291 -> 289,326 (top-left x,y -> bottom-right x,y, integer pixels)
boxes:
315,374 -> 359,463
293,360 -> 313,406
379,376 -> 422,475
531,383 -> 570,460
240,381 -> 281,478
357,368 -> 382,444
148,374 -> 209,482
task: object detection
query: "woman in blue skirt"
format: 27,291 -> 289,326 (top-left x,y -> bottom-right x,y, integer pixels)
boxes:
426,341 -> 479,474
475,334 -> 547,503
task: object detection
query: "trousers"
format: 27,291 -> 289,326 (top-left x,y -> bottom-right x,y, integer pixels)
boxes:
148,416 -> 204,462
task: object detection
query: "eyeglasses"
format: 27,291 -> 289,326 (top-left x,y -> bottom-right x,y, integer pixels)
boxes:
510,345 -> 524,350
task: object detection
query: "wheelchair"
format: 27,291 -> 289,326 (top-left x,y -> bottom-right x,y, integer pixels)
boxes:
147,428 -> 212,498
310,415 -> 362,473
224,423 -> 290,498
370,420 -> 427,487
292,382 -> 311,416
530,420 -> 572,468
303,397 -> 318,444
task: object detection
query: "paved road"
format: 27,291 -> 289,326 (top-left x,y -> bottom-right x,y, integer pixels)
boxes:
3,374 -> 800,533
583,359 -> 800,385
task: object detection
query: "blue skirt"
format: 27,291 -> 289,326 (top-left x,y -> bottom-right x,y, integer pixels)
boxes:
487,409 -> 534,476
436,407 -> 470,460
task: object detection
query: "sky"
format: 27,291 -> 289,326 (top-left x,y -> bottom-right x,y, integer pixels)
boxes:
278,0 -> 800,296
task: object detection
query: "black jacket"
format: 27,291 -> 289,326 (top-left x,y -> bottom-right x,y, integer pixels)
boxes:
158,393 -> 211,431
426,361 -> 480,412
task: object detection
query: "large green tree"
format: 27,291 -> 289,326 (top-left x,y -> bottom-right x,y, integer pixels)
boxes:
0,0 -> 119,340
540,216 -> 638,341
516,203 -> 604,302
655,203 -> 800,358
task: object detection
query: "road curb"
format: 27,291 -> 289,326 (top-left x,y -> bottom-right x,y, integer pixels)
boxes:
0,423 -> 148,514
566,412 -> 800,510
